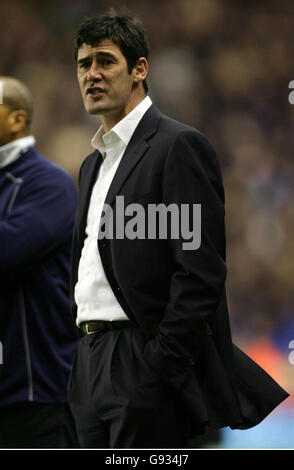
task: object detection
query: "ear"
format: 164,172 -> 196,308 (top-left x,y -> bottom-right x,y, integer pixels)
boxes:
132,57 -> 148,85
7,109 -> 28,133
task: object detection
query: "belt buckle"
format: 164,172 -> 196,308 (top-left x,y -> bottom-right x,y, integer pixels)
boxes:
84,322 -> 94,335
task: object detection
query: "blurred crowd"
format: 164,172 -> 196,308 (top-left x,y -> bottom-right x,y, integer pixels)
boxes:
1,0 -> 294,398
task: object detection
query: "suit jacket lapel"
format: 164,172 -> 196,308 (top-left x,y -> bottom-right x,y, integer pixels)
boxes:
71,150 -> 103,315
103,105 -> 161,208
78,150 -> 103,244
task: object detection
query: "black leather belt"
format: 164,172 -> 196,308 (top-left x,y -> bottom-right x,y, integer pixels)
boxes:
81,320 -> 132,335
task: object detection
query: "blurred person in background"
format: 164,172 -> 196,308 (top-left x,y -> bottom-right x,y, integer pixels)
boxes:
0,76 -> 79,448
68,9 -> 288,449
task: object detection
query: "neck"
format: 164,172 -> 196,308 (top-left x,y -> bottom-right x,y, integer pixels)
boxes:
13,131 -> 29,141
0,131 -> 29,147
101,92 -> 146,134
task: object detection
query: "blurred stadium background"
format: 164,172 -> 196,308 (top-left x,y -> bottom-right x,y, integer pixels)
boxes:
1,0 -> 294,448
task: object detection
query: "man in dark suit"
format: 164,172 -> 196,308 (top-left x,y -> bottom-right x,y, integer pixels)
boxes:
68,10 -> 288,448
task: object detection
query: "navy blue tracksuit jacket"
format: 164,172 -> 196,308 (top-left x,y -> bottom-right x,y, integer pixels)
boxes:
0,146 -> 78,406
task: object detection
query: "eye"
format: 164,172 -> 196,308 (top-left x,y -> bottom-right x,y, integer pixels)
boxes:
79,61 -> 91,70
100,58 -> 113,66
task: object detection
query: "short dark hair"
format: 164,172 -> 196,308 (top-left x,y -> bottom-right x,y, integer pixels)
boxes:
73,9 -> 149,94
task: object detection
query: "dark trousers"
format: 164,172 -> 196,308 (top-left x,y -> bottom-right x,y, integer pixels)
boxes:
68,326 -> 190,448
0,402 -> 78,449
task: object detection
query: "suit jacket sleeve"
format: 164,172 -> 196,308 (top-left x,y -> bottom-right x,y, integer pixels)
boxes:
143,128 -> 227,380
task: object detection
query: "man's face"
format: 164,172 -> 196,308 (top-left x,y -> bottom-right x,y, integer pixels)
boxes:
0,104 -> 12,146
77,40 -> 135,120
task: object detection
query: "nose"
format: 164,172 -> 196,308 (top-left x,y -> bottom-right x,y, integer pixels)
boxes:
86,62 -> 102,82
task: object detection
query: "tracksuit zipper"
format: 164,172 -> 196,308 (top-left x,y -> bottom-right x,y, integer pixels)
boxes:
5,172 -> 34,401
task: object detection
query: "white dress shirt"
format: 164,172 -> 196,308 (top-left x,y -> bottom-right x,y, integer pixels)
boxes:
75,96 -> 152,326
0,136 -> 36,169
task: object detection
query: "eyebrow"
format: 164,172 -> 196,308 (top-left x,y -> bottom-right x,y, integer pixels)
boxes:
77,51 -> 117,65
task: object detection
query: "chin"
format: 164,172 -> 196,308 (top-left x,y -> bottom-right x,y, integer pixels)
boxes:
85,98 -> 107,115
85,106 -> 102,115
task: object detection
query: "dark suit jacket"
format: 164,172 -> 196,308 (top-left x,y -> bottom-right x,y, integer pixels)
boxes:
70,104 -> 288,436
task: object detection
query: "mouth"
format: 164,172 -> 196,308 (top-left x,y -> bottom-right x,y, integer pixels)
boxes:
86,86 -> 105,99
